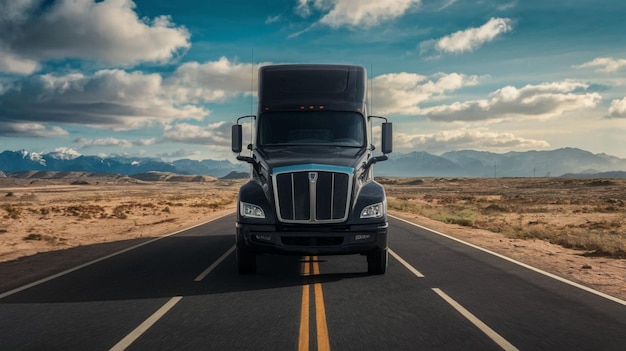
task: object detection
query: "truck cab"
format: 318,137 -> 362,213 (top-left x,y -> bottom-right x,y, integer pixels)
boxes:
232,64 -> 392,275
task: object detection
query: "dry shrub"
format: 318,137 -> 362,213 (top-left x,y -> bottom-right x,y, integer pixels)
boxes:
112,205 -> 130,219
387,198 -> 423,215
191,196 -> 235,209
63,205 -> 105,219
482,203 -> 509,213
1,204 -> 21,219
553,230 -> 626,257
23,233 -> 63,244
432,208 -> 477,227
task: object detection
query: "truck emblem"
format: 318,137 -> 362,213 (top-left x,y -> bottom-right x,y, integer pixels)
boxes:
308,172 -> 318,183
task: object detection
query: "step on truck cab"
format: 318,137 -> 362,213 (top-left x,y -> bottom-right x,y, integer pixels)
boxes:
232,64 -> 392,274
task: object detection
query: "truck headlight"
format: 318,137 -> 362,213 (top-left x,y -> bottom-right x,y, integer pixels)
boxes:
240,202 -> 265,218
360,202 -> 384,219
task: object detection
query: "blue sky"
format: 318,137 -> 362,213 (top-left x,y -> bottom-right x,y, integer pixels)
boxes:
1,0 -> 626,161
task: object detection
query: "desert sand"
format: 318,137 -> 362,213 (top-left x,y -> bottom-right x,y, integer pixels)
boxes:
1,174 -> 624,301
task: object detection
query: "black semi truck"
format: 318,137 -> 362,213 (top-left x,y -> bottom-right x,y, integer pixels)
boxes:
231,64 -> 392,274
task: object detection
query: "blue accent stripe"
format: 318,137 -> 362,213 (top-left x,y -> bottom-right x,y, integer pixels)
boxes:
273,163 -> 354,174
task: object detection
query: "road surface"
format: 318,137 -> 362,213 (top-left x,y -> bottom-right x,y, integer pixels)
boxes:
1,213 -> 625,350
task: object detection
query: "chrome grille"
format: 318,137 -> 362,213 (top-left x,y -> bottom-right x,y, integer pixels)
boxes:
272,165 -> 353,224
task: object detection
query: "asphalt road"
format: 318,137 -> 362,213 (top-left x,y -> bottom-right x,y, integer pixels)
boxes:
1,213 -> 626,351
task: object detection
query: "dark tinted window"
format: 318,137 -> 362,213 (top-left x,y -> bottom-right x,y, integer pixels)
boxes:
258,111 -> 365,147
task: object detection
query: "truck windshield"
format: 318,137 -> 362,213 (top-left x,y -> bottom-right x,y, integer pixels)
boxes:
258,111 -> 365,147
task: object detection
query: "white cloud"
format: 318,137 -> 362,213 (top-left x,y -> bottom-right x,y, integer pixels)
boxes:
163,122 -> 232,146
0,57 -> 266,135
370,72 -> 479,115
0,0 -> 190,73
574,57 -> 626,73
157,149 -> 202,159
433,17 -> 513,54
0,122 -> 69,137
423,81 -> 602,122
74,137 -> 156,148
265,15 -> 282,24
0,50 -> 40,75
296,0 -> 421,28
607,97 -> 626,118
496,1 -> 517,11
162,121 -> 255,152
295,0 -> 310,17
165,57 -> 264,104
392,128 -> 550,153
0,69 -> 209,130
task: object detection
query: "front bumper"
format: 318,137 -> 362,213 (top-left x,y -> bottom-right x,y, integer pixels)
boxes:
236,222 -> 388,256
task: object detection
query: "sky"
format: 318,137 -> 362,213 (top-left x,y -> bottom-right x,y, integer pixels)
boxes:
1,0 -> 626,162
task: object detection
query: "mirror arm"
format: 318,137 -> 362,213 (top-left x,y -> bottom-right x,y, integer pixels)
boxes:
363,154 -> 388,170
237,155 -> 263,176
236,155 -> 255,164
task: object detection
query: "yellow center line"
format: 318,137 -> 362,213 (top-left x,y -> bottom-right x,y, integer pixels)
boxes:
312,256 -> 331,351
299,257 -> 311,351
299,256 -> 331,351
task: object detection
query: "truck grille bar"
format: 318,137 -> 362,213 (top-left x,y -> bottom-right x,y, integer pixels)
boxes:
272,164 -> 353,224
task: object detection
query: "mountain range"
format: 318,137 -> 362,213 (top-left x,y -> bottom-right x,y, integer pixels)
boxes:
1,148 -> 626,178
0,150 -> 248,178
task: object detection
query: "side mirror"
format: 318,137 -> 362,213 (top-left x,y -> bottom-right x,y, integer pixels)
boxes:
381,122 -> 392,154
232,124 -> 243,153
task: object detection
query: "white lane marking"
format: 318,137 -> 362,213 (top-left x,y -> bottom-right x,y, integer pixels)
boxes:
109,296 -> 183,351
194,245 -> 236,281
432,288 -> 519,351
0,212 -> 235,300
389,249 -> 424,278
390,214 -> 626,307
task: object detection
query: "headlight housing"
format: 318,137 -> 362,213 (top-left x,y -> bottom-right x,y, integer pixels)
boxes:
240,202 -> 265,218
360,202 -> 385,219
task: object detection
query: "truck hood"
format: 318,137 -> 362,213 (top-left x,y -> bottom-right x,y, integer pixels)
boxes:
258,146 -> 366,172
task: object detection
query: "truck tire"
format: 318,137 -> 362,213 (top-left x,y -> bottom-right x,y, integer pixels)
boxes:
367,248 -> 388,275
237,247 -> 257,274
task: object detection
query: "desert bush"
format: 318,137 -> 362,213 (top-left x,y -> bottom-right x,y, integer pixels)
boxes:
387,198 -> 422,214
482,203 -> 509,213
63,205 -> 105,218
23,233 -> 58,242
433,209 -> 477,227
552,230 -> 626,257
161,201 -> 184,207
112,205 -> 130,219
1,204 -> 21,219
401,179 -> 424,185
191,197 -> 235,209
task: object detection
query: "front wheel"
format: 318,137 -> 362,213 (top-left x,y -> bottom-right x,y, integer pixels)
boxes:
237,247 -> 257,274
367,248 -> 388,275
